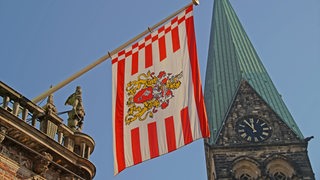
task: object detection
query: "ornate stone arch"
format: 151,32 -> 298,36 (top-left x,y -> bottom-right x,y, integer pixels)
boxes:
265,155 -> 296,179
232,157 -> 261,180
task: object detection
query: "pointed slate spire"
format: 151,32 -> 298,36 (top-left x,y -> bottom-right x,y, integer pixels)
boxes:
204,0 -> 303,144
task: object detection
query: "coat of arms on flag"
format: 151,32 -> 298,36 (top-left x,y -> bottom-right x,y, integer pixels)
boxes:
125,70 -> 183,125
111,5 -> 209,175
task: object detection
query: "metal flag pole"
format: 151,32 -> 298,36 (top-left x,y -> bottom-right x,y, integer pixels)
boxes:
32,0 -> 199,104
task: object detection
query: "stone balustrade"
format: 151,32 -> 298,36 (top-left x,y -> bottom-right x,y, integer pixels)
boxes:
0,81 -> 95,160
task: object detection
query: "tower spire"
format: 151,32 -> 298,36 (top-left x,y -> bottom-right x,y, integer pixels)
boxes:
204,0 -> 303,144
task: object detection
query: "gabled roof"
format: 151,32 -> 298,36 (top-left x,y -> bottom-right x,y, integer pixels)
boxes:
204,0 -> 303,144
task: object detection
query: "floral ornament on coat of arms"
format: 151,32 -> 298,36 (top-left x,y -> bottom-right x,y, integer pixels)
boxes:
125,70 -> 183,125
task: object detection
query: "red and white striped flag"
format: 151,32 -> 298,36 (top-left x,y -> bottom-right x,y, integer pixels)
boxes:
111,5 -> 209,175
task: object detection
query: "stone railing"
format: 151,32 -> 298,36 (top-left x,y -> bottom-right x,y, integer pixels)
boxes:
0,81 -> 95,160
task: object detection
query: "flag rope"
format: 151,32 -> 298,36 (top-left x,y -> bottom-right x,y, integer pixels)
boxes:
32,0 -> 199,104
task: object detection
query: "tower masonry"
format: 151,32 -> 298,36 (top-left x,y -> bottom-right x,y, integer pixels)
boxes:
204,0 -> 314,179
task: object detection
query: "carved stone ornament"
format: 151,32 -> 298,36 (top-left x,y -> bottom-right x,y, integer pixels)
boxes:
0,126 -> 7,143
34,152 -> 53,175
0,144 -> 33,170
43,94 -> 57,114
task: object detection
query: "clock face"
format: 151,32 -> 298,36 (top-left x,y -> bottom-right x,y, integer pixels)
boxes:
236,116 -> 272,143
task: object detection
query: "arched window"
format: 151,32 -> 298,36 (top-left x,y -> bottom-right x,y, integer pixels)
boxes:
232,158 -> 261,179
266,158 -> 295,179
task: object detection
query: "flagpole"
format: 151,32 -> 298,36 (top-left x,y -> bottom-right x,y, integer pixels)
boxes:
32,0 -> 199,104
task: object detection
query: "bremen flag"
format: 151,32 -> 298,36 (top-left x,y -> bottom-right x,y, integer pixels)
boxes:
111,5 -> 209,175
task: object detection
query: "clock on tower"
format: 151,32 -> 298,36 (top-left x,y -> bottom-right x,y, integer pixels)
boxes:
236,116 -> 272,143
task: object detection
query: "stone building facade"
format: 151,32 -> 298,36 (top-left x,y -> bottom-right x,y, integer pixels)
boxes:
0,81 -> 95,179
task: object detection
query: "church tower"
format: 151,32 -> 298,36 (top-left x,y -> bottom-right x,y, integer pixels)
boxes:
204,0 -> 314,179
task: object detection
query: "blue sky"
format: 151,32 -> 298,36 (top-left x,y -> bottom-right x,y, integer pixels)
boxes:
0,0 -> 319,179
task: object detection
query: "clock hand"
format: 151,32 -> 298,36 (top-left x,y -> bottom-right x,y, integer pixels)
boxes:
250,121 -> 257,132
244,120 -> 257,132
